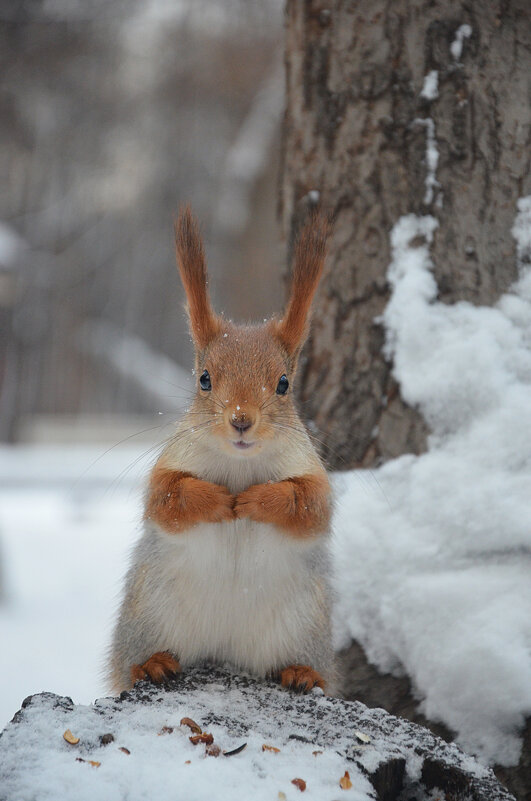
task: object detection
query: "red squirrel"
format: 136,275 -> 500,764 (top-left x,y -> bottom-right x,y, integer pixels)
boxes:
108,208 -> 336,694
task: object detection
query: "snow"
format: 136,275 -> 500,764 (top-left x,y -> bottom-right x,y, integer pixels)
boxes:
0,443 -> 152,729
0,678 -> 376,801
0,667 -> 512,801
334,201 -> 531,767
512,195 -> 531,269
414,119 -> 440,206
420,70 -> 438,101
450,24 -> 472,61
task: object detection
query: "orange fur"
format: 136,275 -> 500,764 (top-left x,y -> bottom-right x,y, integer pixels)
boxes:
190,320 -> 295,451
280,664 -> 325,692
145,466 -> 235,533
131,651 -> 181,685
175,206 -> 221,350
234,473 -> 331,538
274,213 -> 329,357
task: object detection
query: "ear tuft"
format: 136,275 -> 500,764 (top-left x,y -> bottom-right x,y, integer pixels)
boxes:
175,206 -> 220,350
276,212 -> 330,357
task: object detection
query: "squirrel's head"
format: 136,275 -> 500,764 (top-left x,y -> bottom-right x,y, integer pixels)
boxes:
175,206 -> 328,458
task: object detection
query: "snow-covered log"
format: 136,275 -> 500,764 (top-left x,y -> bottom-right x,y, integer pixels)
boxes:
0,666 -> 514,801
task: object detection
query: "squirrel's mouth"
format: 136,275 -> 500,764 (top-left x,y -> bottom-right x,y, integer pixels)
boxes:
232,440 -> 255,450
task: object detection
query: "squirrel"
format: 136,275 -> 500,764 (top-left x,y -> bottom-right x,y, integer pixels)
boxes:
108,207 -> 336,695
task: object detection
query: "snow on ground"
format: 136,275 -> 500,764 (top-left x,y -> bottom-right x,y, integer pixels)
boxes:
0,442 -> 156,729
334,202 -> 531,767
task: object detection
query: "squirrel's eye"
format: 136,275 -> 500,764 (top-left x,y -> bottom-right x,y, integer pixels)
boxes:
276,374 -> 289,395
199,370 -> 212,391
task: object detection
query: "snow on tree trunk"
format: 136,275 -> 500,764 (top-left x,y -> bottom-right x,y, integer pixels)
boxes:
0,667 -> 516,801
280,0 -> 531,469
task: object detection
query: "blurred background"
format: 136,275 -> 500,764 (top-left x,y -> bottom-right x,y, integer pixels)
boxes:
0,0 -> 286,441
0,0 -> 285,725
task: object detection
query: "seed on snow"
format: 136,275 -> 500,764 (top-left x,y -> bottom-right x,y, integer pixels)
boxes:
180,717 -> 202,734
189,733 -> 213,745
339,771 -> 352,790
63,729 -> 80,745
158,726 -> 174,735
223,742 -> 247,756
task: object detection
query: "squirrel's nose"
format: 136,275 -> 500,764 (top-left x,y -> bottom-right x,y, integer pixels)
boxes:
231,419 -> 252,435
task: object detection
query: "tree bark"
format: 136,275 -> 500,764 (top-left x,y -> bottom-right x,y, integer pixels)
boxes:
281,0 -> 531,469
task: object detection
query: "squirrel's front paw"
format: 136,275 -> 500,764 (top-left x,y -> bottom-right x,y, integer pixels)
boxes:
235,475 -> 330,537
234,482 -> 281,524
146,467 -> 235,532
280,664 -> 325,693
190,480 -> 235,524
131,651 -> 181,686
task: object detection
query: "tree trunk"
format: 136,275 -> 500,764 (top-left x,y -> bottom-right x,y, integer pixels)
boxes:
280,0 -> 530,469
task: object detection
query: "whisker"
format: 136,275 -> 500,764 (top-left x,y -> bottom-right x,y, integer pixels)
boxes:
259,392 -> 276,411
106,415 -> 221,495
104,439 -> 169,496
269,420 -> 347,467
208,393 -> 227,412
72,421 -> 177,490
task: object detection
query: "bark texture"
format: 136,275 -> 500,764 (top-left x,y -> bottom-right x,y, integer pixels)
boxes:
281,0 -> 531,469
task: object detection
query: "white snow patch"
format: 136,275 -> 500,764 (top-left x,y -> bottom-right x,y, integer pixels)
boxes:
414,119 -> 440,206
1,710 -> 367,801
0,444 -> 153,728
334,200 -> 531,766
0,679 -> 377,801
512,195 -> 531,271
420,70 -> 439,101
450,24 -> 472,61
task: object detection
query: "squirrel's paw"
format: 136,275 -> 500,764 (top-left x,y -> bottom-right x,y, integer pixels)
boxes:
234,482 -> 278,523
280,664 -> 325,693
131,651 -> 181,685
147,469 -> 235,531
197,481 -> 235,523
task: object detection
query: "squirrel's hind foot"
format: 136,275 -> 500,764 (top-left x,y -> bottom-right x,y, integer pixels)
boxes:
280,664 -> 325,693
131,651 -> 181,686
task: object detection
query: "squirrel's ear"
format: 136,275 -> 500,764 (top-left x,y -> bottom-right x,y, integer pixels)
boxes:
275,213 -> 329,357
175,206 -> 220,350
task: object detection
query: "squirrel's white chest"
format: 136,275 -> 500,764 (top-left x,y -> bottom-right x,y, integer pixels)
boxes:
144,519 -> 318,674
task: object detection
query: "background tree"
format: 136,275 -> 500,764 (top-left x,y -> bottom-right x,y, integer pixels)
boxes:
280,3 -> 530,796
281,0 -> 530,469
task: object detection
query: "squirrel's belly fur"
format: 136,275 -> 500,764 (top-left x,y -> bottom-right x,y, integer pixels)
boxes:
109,516 -> 333,691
